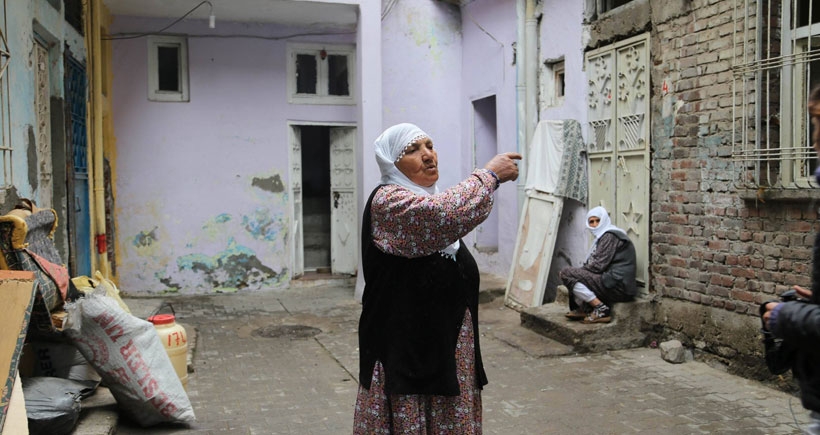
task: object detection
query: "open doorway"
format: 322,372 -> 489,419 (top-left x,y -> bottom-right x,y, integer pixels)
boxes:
300,126 -> 331,272
472,95 -> 499,252
290,123 -> 358,278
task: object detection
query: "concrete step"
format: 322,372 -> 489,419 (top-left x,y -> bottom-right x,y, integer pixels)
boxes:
519,286 -> 656,353
303,214 -> 330,230
303,232 -> 329,248
74,386 -> 118,435
290,271 -> 356,288
479,273 -> 507,304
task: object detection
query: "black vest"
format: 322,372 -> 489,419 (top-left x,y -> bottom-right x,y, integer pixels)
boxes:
601,230 -> 638,297
358,186 -> 488,396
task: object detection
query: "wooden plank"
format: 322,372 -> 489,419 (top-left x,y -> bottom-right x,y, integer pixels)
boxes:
0,270 -> 36,433
504,192 -> 563,310
1,371 -> 27,435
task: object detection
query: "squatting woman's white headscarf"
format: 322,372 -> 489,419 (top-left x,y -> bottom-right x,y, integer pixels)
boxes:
373,123 -> 459,259
586,206 -> 626,258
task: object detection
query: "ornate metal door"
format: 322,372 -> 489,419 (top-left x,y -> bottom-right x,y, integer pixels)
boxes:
329,127 -> 357,275
586,33 -> 650,287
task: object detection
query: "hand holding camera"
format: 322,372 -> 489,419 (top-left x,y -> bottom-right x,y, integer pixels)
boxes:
760,285 -> 811,331
758,285 -> 812,375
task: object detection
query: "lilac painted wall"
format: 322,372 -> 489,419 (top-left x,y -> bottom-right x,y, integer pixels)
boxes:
379,1 -> 463,191
459,0 -> 520,277
111,16 -> 356,293
371,0 -> 524,281
539,0 -> 592,297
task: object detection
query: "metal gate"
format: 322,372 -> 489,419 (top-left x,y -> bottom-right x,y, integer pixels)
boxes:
585,33 -> 650,288
65,55 -> 91,276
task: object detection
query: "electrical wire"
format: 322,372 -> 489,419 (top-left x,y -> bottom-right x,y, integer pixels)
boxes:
106,31 -> 355,42
102,1 -> 213,40
382,0 -> 399,21
183,31 -> 355,40
462,4 -> 505,83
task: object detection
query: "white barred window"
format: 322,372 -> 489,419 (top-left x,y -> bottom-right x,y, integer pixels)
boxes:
732,0 -> 820,191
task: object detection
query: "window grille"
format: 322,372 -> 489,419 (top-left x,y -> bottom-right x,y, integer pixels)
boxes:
588,119 -> 612,152
66,56 -> 87,175
732,0 -> 820,190
618,114 -> 644,150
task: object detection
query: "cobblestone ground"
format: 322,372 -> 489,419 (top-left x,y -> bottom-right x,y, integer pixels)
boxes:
114,284 -> 809,434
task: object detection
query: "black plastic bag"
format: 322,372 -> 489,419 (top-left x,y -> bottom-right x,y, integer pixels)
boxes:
21,376 -> 98,435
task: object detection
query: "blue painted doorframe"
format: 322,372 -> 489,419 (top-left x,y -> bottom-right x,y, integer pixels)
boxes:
65,55 -> 91,277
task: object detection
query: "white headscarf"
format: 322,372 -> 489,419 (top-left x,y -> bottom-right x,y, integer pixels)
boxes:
374,123 -> 438,196
373,123 -> 460,259
586,206 -> 626,258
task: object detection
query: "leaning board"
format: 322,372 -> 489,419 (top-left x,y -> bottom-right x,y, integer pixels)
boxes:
504,191 -> 563,310
0,270 -> 36,433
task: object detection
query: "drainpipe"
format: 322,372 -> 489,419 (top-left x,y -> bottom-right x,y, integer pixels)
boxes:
516,0 -> 526,205
89,0 -> 110,277
517,0 -> 537,207
525,0 -> 537,150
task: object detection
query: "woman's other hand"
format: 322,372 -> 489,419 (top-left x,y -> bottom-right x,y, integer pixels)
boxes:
484,152 -> 522,183
794,285 -> 813,300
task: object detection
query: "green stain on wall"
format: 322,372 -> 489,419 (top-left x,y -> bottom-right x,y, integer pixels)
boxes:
176,238 -> 283,291
242,207 -> 286,241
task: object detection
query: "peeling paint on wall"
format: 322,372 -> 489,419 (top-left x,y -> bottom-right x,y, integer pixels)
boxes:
122,188 -> 290,294
175,238 -> 284,292
133,226 -> 159,247
251,174 -> 285,193
242,207 -> 286,242
202,213 -> 232,237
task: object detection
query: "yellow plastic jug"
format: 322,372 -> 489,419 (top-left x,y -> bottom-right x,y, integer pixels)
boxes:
148,313 -> 188,390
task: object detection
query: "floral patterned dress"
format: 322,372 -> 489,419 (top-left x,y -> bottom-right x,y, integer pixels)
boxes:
353,170 -> 496,434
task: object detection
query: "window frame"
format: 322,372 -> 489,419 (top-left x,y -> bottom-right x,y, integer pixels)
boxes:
598,0 -> 635,15
544,59 -> 566,107
784,5 -> 820,188
147,35 -> 189,103
731,0 -> 820,193
286,43 -> 355,106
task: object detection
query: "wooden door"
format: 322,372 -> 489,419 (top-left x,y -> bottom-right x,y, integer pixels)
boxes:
505,191 -> 564,309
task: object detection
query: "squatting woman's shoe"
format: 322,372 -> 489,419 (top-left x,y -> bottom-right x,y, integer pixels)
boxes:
565,309 -> 587,321
582,303 -> 611,324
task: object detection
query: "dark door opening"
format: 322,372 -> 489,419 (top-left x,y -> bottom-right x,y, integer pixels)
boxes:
300,126 -> 331,272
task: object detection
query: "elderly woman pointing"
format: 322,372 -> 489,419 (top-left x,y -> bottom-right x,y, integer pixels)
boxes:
353,123 -> 520,433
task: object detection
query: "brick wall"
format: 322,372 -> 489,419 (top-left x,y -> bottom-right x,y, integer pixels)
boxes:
589,0 -> 817,378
